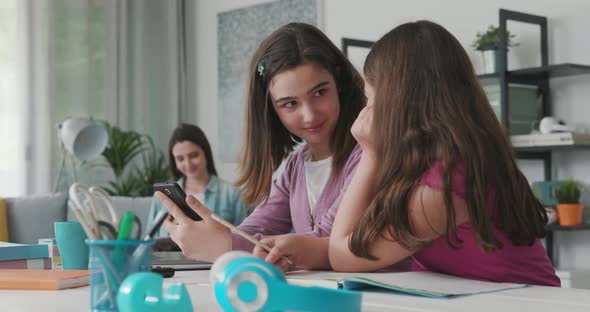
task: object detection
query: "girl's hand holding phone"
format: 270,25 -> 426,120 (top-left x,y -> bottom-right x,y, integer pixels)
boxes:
156,192 -> 231,262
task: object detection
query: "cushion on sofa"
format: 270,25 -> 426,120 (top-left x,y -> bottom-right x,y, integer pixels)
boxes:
0,199 -> 9,241
6,192 -> 68,244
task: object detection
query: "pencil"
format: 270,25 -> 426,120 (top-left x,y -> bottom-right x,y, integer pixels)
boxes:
211,213 -> 294,265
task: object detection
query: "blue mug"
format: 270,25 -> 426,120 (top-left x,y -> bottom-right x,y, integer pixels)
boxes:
54,221 -> 89,270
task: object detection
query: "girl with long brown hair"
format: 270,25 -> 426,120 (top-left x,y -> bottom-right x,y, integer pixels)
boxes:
157,22 -> 365,270
147,123 -> 249,252
329,20 -> 559,286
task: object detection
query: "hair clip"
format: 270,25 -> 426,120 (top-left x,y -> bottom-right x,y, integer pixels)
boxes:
257,64 -> 264,76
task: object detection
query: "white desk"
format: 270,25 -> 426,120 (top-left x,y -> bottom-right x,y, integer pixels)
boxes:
1,271 -> 590,311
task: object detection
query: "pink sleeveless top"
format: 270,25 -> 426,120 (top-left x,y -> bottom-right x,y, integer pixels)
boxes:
411,161 -> 560,287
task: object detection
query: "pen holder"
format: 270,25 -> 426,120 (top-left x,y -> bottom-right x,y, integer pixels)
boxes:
86,239 -> 154,312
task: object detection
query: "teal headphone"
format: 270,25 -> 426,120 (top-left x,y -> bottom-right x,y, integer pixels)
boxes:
211,251 -> 362,312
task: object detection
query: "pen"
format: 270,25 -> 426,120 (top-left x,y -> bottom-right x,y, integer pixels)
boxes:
117,211 -> 136,241
128,211 -> 167,269
114,211 -> 136,269
142,211 -> 169,240
210,213 -> 294,265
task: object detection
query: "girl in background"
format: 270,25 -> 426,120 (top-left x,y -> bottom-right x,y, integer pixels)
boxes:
157,23 -> 365,270
148,123 -> 248,250
329,20 -> 559,286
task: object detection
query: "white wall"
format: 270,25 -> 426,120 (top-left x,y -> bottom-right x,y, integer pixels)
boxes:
194,0 -> 271,182
194,0 -> 590,270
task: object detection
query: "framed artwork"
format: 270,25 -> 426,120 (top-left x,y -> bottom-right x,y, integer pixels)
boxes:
217,0 -> 321,162
341,38 -> 374,76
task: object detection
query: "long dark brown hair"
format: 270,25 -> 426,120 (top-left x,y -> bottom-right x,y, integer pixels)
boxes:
236,22 -> 365,206
168,123 -> 217,180
350,21 -> 547,259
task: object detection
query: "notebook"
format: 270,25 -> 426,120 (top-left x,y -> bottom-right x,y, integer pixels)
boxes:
286,271 -> 527,298
152,252 -> 212,270
0,242 -> 49,261
0,258 -> 52,270
0,269 -> 90,290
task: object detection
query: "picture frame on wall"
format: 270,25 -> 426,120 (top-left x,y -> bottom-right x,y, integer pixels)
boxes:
341,38 -> 374,76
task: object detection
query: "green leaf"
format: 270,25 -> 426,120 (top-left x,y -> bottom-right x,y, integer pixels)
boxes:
132,137 -> 170,196
556,179 -> 581,204
82,120 -> 171,197
101,122 -> 147,178
472,25 -> 519,51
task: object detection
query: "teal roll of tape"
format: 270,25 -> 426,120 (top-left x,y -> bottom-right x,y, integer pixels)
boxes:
117,272 -> 193,312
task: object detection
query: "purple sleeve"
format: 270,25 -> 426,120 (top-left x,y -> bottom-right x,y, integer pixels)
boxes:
231,156 -> 295,252
230,145 -> 362,252
306,146 -> 362,237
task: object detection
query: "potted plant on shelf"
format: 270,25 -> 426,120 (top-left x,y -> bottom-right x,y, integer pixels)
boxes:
555,179 -> 584,226
472,25 -> 518,74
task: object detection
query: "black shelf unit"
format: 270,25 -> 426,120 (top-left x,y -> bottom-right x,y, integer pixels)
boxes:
515,145 -> 590,153
479,63 -> 590,85
546,223 -> 590,231
510,63 -> 590,80
479,9 -> 590,266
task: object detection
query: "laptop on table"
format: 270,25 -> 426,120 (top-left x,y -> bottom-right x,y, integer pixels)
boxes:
151,252 -> 212,270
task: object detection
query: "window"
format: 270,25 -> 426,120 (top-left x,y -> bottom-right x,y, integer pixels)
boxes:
0,0 -> 26,196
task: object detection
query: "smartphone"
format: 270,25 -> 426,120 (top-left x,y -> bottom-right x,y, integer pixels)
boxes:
153,182 -> 202,221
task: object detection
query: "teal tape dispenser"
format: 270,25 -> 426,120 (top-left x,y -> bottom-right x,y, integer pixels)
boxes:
211,251 -> 362,312
117,272 -> 193,312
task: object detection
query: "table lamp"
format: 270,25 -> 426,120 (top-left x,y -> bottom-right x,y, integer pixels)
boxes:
53,118 -> 108,191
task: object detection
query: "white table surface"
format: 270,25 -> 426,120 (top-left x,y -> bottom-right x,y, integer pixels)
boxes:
1,270 -> 590,311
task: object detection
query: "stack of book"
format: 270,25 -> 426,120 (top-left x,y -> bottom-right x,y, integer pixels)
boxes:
0,242 -> 51,269
38,238 -> 62,269
511,132 -> 590,147
0,269 -> 89,290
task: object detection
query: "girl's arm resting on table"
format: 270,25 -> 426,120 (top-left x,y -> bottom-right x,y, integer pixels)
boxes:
295,236 -> 331,269
329,159 -> 470,272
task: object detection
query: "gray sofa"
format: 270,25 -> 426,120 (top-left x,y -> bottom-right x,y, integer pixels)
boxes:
4,193 -> 153,244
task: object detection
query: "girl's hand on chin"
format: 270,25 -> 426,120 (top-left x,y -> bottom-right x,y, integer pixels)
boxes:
351,106 -> 375,155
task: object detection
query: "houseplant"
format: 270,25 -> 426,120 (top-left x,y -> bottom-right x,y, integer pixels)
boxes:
555,179 -> 584,226
98,122 -> 169,197
472,25 -> 518,74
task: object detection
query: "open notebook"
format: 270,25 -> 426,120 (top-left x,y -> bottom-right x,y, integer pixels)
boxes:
286,271 -> 527,298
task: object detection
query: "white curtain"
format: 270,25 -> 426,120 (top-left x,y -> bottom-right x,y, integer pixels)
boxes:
15,0 -> 192,195
115,0 -> 188,147
0,0 -> 28,197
